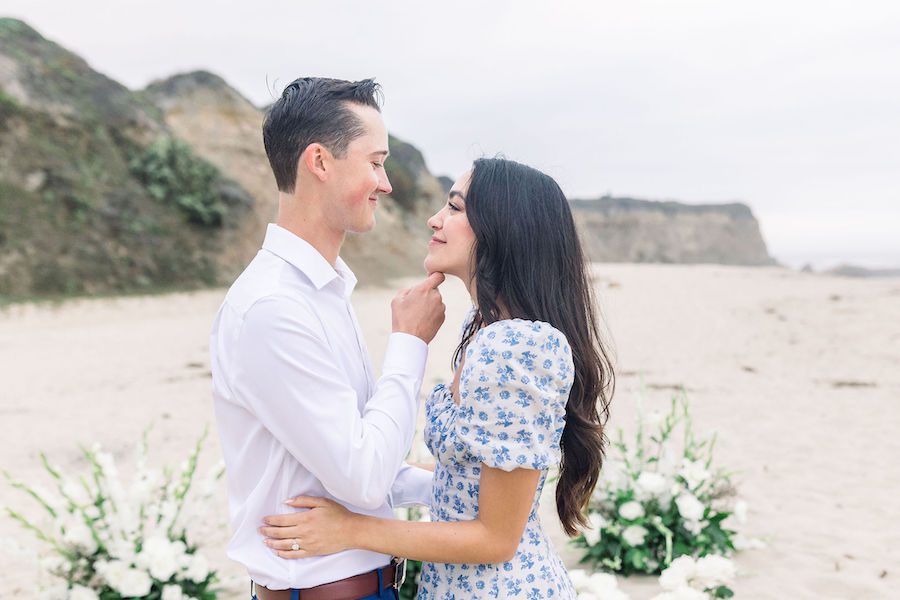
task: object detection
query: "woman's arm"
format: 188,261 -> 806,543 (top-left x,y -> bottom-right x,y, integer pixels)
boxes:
261,465 -> 541,564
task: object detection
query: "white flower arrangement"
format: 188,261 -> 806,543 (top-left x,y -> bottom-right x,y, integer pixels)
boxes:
572,392 -> 764,597
650,554 -> 736,600
3,428 -> 225,599
569,568 -> 630,600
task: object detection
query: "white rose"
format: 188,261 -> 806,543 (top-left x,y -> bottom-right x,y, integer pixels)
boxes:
568,569 -> 590,592
587,572 -> 624,596
184,554 -> 209,583
618,501 -> 645,521
678,460 -> 709,491
137,536 -> 178,581
694,555 -> 736,587
106,538 -> 136,562
684,519 -> 706,535
162,585 -> 185,600
61,517 -> 97,555
582,512 -> 607,546
622,525 -> 648,546
40,555 -> 68,576
636,472 -> 669,500
115,567 -> 152,597
69,586 -> 100,600
588,573 -> 619,596
659,555 -> 697,591
675,493 -> 705,522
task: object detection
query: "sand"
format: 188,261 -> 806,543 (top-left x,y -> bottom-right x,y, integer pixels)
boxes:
1,264 -> 898,599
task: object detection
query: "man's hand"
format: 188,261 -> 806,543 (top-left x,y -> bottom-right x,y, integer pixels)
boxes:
391,272 -> 446,343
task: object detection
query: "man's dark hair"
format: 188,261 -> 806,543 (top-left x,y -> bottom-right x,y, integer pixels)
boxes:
263,77 -> 382,193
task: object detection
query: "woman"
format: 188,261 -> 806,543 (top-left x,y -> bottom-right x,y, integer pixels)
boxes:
260,158 -> 615,598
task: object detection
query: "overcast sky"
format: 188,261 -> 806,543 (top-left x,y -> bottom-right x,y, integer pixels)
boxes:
6,1 -> 900,268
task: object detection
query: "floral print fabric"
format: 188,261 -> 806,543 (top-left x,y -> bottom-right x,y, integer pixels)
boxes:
418,318 -> 577,599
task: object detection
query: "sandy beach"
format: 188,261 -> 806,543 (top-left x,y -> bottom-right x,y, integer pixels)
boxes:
1,264 -> 898,599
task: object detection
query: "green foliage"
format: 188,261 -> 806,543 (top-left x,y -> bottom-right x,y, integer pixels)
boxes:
399,559 -> 423,600
130,139 -> 227,227
0,90 -> 21,110
573,393 -> 741,578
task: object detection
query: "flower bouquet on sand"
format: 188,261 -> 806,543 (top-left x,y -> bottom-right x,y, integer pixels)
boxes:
4,428 -> 225,599
572,392 -> 763,598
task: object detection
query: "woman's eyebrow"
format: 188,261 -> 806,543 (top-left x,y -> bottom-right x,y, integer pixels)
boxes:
449,190 -> 465,201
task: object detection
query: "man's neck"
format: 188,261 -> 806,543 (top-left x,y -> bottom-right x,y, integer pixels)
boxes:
276,193 -> 344,267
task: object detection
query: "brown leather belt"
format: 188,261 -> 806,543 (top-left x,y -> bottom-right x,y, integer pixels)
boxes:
253,559 -> 405,600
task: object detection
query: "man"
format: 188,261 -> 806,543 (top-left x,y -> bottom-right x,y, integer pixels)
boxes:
210,77 -> 445,600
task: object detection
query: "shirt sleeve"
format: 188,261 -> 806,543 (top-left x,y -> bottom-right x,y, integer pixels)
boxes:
455,320 -> 573,472
388,463 -> 434,508
231,295 -> 427,510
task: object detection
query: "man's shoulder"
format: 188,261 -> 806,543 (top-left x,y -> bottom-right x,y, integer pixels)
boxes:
217,252 -> 321,331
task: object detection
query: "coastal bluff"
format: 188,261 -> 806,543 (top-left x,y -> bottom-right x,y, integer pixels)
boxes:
0,17 -> 773,299
570,197 -> 773,265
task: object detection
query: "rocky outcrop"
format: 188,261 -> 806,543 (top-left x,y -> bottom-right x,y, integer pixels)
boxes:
0,19 -> 254,297
570,196 -> 774,265
0,17 -> 777,300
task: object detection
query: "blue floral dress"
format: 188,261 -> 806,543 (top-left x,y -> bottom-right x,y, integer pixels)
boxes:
418,317 -> 578,599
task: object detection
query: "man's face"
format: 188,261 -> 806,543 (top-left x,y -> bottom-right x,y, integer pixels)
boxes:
324,104 -> 392,233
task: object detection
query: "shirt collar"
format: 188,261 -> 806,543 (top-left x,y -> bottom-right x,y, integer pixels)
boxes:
261,224 -> 357,297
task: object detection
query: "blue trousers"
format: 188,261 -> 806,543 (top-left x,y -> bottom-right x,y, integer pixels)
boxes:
251,565 -> 400,600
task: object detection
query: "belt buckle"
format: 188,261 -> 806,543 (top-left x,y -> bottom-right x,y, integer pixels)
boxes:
392,557 -> 407,589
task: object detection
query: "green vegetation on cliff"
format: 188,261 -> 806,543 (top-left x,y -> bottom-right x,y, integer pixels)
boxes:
0,19 -> 253,300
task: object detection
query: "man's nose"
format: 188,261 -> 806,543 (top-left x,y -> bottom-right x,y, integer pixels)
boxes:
378,172 -> 393,195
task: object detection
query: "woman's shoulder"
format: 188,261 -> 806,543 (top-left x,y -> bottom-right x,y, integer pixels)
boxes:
473,318 -> 571,355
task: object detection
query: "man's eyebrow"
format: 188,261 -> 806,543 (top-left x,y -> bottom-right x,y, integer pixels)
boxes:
449,190 -> 465,201
370,150 -> 389,157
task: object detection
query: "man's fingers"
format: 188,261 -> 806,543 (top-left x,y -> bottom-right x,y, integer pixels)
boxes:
419,271 -> 445,290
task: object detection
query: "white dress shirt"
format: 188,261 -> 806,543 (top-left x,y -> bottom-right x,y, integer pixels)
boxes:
210,224 -> 433,589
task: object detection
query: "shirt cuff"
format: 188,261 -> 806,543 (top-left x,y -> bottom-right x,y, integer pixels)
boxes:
382,332 -> 428,378
388,465 -> 435,508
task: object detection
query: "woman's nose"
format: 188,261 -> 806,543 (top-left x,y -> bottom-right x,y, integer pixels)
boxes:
427,212 -> 441,230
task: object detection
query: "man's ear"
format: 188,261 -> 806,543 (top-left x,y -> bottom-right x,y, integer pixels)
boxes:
300,143 -> 331,183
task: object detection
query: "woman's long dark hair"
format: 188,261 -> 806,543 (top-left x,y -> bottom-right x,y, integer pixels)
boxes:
452,157 -> 615,537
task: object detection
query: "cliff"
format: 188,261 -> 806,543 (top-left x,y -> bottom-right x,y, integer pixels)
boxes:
570,196 -> 774,265
0,18 -> 775,301
0,18 -> 253,297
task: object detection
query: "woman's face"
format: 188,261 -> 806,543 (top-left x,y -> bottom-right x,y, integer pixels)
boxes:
424,171 -> 476,280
